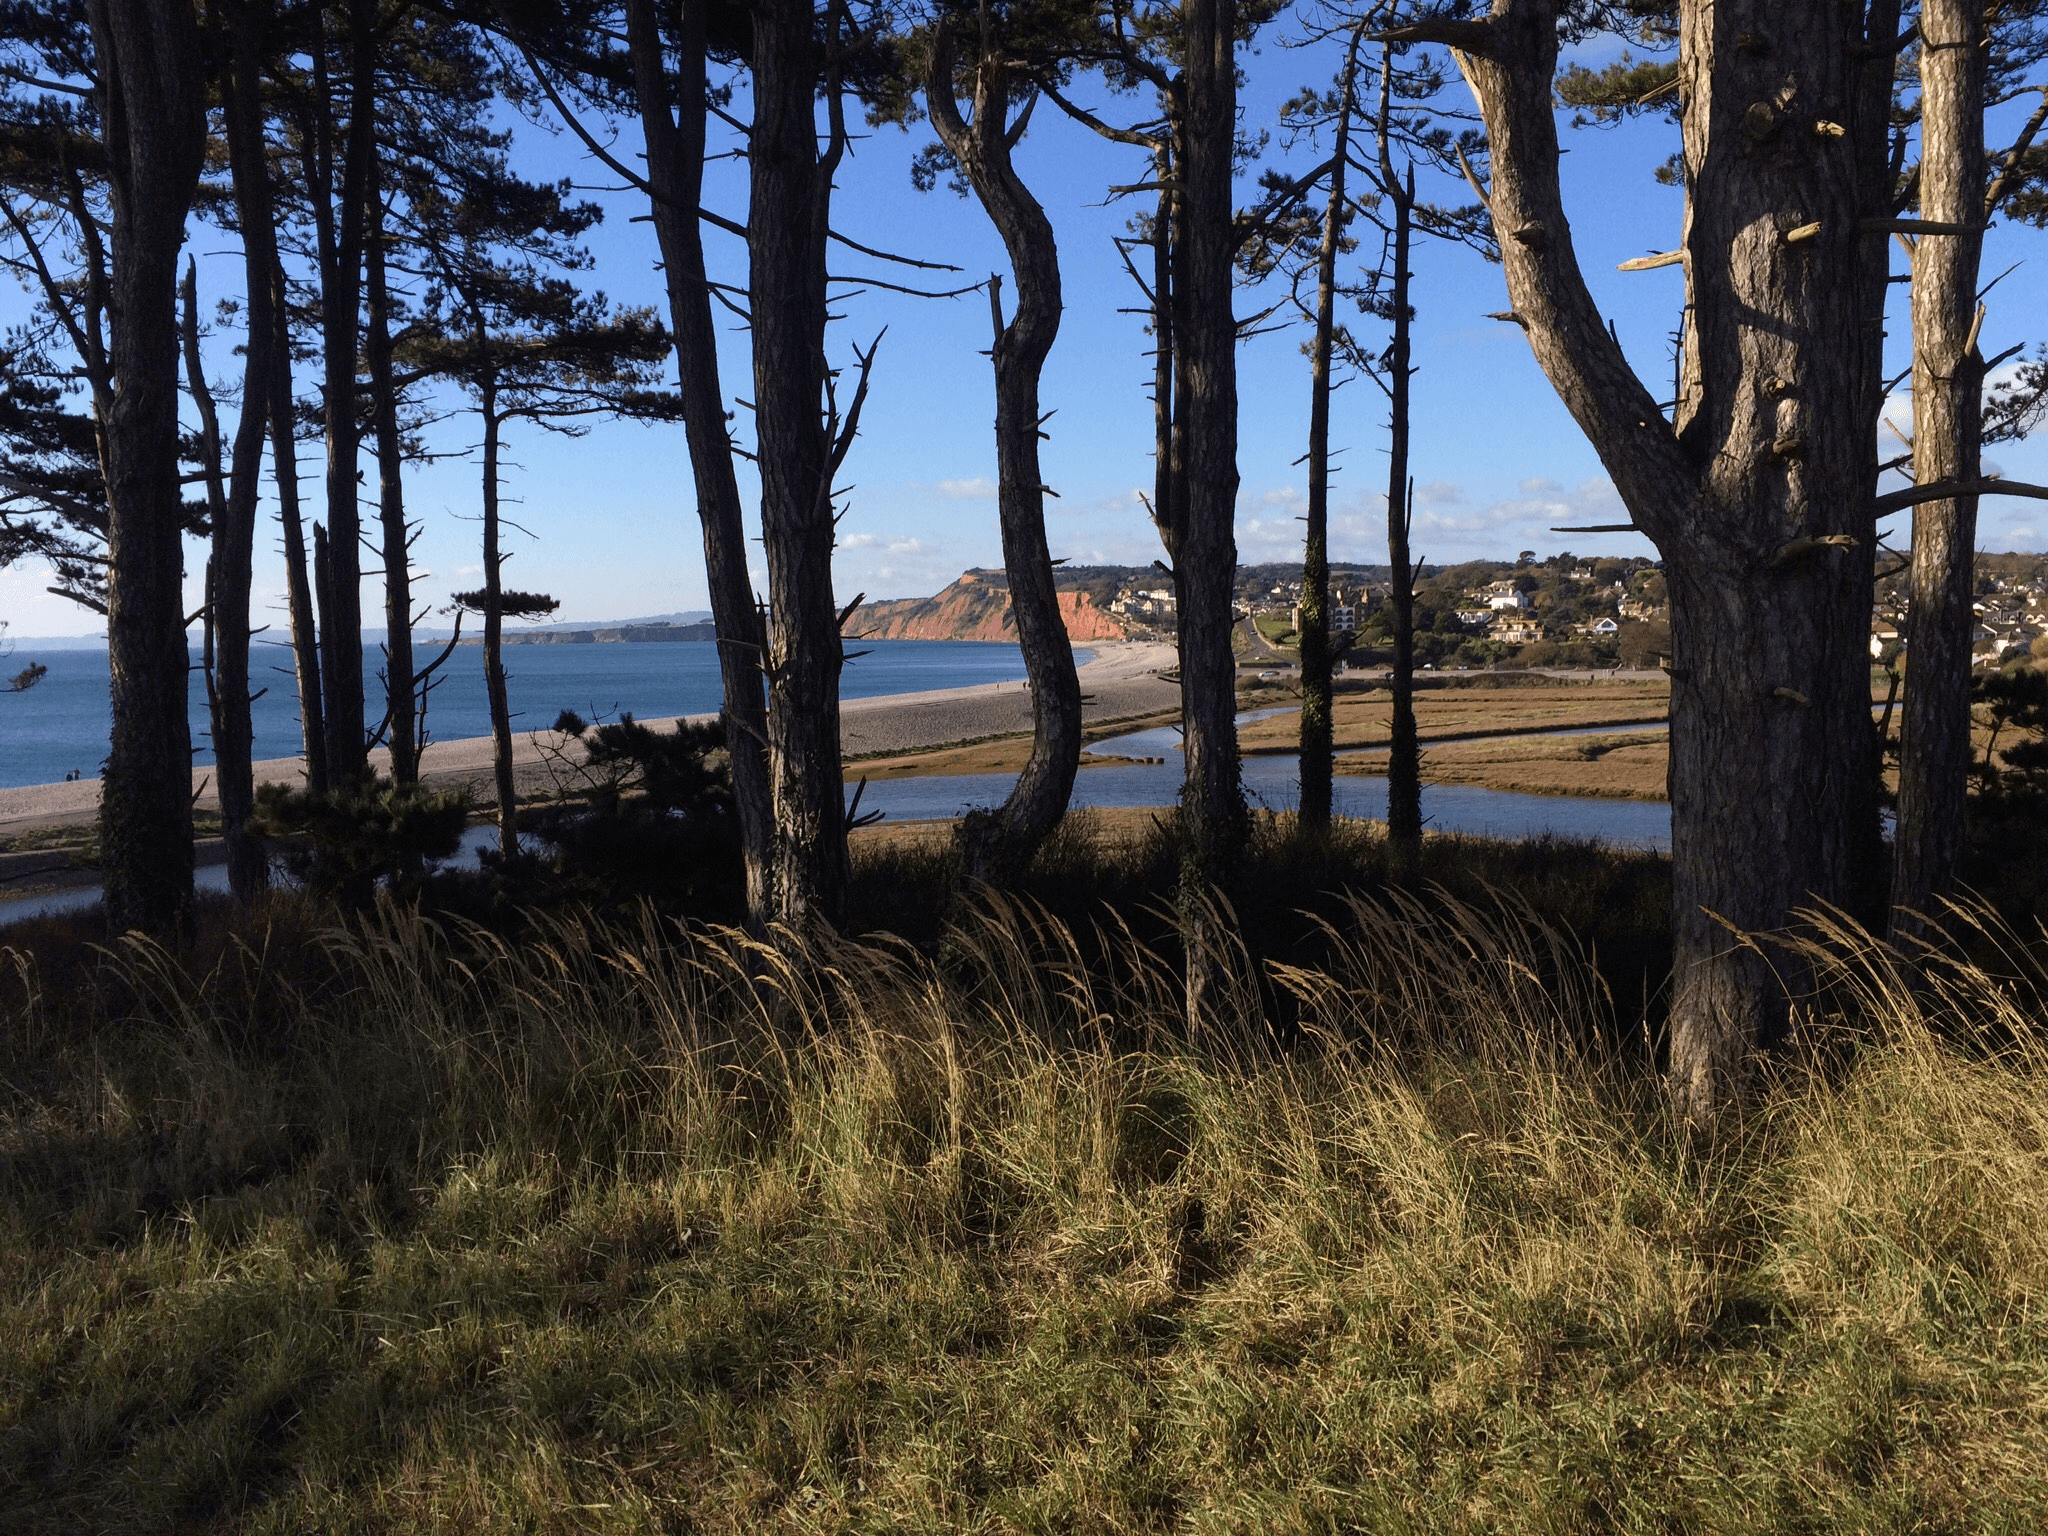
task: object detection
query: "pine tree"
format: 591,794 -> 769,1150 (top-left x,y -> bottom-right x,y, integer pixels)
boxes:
403,156 -> 675,857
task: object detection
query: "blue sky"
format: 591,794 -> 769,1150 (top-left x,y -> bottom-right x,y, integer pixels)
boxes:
6,19 -> 2048,639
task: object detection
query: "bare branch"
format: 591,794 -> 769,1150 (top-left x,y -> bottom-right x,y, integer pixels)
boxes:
827,274 -> 987,299
1039,80 -> 1164,150
1986,87 -> 2048,218
1370,18 -> 1498,55
1872,477 -> 2048,514
828,228 -> 962,272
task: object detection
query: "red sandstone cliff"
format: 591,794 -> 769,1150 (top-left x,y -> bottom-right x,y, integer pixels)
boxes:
849,570 -> 1129,643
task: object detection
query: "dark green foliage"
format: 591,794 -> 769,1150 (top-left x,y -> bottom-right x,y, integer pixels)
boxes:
518,713 -> 744,920
1966,668 -> 2048,920
0,342 -> 114,611
1555,53 -> 1680,127
1616,618 -> 1671,669
452,588 -> 559,619
253,776 -> 470,900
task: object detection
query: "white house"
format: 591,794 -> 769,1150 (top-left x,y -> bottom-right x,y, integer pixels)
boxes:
1481,581 -> 1530,611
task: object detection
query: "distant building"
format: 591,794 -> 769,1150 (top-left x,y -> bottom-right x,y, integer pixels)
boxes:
1292,588 -> 1359,633
1111,585 -> 1177,618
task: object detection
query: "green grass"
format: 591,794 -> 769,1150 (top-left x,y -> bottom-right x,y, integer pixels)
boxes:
1,862 -> 2046,1531
1252,614 -> 1299,649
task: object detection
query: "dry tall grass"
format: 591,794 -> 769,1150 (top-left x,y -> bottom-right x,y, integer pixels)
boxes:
1,888 -> 2045,1532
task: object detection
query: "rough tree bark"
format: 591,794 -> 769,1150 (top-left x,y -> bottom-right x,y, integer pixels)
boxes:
1150,153 -> 1174,582
1376,106 -> 1422,868
1298,29 -> 1363,837
1403,0 -> 1894,1119
207,0 -> 283,900
88,0 -> 208,937
476,360 -> 518,858
750,0 -> 850,930
179,256 -> 269,904
364,147 -> 418,786
308,0 -> 376,787
1168,0 -> 1246,1014
1892,0 -> 1988,931
624,0 -> 773,925
269,260 -> 327,795
1052,0 -> 1246,1009
926,17 -> 1083,883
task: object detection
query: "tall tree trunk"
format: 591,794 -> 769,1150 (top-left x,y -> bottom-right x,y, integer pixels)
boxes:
180,254 -> 270,902
88,0 -> 208,937
1892,0 -> 1988,932
1170,0 -> 1246,1015
1150,155 -> 1174,568
364,151 -> 418,787
1423,0 -> 1892,1119
750,0 -> 847,930
479,370 -> 516,857
208,0 -> 281,900
927,21 -> 1082,883
270,268 -> 327,795
1382,162 -> 1421,868
1299,30 -> 1364,838
625,0 -> 772,925
1370,36 -> 1423,864
312,0 -> 375,787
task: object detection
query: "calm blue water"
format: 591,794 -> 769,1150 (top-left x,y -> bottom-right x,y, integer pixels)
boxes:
855,744 -> 1673,852
0,639 -> 1072,790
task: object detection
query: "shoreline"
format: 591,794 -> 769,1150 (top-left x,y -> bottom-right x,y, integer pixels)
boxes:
0,642 -> 1182,845
0,653 -> 1692,904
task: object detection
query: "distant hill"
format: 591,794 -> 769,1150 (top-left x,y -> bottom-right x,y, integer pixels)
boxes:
421,610 -> 710,643
488,621 -> 718,646
848,569 -> 1130,643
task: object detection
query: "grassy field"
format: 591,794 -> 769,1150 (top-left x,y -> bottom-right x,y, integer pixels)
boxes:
1234,679 -> 1674,757
1342,729 -> 1673,801
3,823 -> 2046,1532
844,681 -> 1678,793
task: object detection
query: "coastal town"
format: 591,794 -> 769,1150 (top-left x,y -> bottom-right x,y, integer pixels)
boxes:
840,551 -> 2048,675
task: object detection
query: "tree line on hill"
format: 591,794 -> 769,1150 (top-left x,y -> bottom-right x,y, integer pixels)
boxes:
5,0 -> 2048,1123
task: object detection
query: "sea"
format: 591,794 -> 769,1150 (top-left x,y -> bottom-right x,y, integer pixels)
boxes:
0,638 -> 1070,791
0,649 -> 1678,923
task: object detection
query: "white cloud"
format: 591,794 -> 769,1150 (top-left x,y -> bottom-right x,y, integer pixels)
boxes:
932,476 -> 997,500
840,533 -> 933,554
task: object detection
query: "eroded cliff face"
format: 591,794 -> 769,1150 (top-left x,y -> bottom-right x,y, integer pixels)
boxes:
849,570 -> 1129,643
